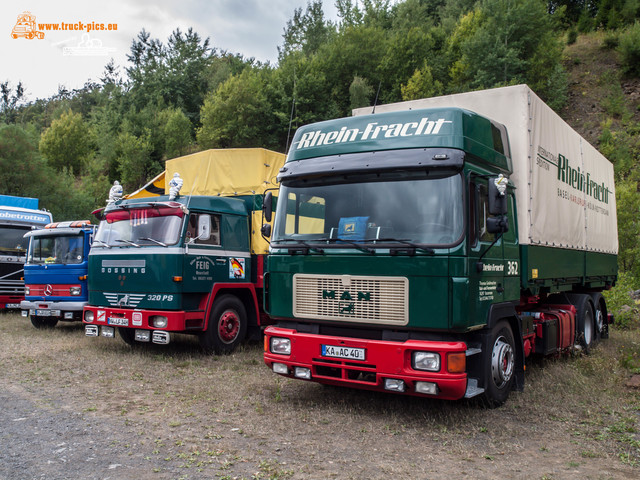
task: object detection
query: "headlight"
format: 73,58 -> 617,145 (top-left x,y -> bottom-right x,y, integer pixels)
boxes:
412,351 -> 441,372
270,337 -> 291,355
70,286 -> 81,296
84,310 -> 94,322
25,286 -> 30,295
150,315 -> 168,328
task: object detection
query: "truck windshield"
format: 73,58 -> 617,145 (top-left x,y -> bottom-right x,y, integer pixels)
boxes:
94,206 -> 184,247
0,226 -> 32,255
27,234 -> 85,265
272,174 -> 464,247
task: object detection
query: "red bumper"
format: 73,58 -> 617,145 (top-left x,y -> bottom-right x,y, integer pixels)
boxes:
83,305 -> 204,332
263,326 -> 469,400
0,294 -> 24,309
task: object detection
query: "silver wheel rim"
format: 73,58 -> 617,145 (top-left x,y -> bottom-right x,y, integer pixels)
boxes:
584,314 -> 593,345
491,335 -> 514,389
595,309 -> 604,333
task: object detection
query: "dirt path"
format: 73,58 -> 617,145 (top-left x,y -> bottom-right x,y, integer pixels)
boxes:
0,314 -> 638,479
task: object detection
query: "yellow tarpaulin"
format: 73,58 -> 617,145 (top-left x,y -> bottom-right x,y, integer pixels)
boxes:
165,148 -> 285,196
165,148 -> 286,255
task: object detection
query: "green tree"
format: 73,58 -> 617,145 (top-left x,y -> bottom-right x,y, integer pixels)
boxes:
349,76 -> 374,110
197,68 -> 276,149
115,129 -> 155,192
39,110 -> 91,175
161,107 -> 192,158
0,125 -> 51,197
448,0 -> 566,107
401,62 -> 443,100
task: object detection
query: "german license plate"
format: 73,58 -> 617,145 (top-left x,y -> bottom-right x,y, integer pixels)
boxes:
36,309 -> 52,316
321,344 -> 365,361
108,317 -> 128,326
6,303 -> 20,309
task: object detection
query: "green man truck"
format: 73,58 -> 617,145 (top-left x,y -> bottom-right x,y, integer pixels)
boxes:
83,148 -> 284,354
262,85 -> 617,406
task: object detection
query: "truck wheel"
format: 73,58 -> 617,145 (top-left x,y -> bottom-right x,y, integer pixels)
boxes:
568,294 -> 595,353
481,321 -> 515,408
199,295 -> 247,355
589,293 -> 607,340
118,327 -> 136,346
30,316 -> 57,329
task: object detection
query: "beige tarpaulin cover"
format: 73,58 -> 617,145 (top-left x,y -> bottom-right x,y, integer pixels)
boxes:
165,148 -> 284,196
354,85 -> 618,255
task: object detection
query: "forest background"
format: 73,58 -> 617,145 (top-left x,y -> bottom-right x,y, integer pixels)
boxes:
1,0 -> 640,287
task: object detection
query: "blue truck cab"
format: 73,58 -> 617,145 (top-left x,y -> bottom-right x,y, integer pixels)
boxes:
21,221 -> 96,328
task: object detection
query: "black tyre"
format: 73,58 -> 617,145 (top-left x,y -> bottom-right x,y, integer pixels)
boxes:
567,294 -> 595,353
30,315 -> 58,329
199,295 -> 247,355
589,293 -> 608,340
480,321 -> 516,408
118,327 -> 136,346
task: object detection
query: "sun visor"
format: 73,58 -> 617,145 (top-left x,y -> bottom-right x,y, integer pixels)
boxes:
277,148 -> 464,183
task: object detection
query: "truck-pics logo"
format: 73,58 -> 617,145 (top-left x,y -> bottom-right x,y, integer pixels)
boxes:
322,289 -> 371,315
296,117 -> 452,150
11,12 -> 44,39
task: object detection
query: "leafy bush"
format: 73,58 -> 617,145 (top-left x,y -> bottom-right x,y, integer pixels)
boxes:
602,32 -> 619,49
618,22 -> 640,76
603,271 -> 640,330
567,28 -> 578,45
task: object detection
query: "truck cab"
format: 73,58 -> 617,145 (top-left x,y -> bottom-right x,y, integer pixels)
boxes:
21,221 -> 95,328
263,89 -> 617,406
0,195 -> 52,310
83,195 -> 264,353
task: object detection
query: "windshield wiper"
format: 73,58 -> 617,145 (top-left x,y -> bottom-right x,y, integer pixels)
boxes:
92,240 -> 111,249
271,239 -> 324,254
139,237 -> 167,247
114,239 -> 140,248
364,238 -> 435,255
316,237 -> 375,254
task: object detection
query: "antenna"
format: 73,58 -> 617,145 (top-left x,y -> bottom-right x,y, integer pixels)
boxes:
286,66 -> 297,152
371,80 -> 382,114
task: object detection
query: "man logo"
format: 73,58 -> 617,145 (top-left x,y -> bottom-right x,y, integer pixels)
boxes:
344,223 -> 355,232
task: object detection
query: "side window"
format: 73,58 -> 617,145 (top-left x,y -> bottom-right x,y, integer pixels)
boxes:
186,213 -> 221,246
470,181 -> 492,246
503,194 -> 517,244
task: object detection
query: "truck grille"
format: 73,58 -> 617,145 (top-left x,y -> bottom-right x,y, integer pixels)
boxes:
293,274 -> 408,325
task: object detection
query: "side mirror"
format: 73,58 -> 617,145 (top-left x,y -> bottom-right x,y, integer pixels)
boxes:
486,215 -> 509,234
261,223 -> 272,237
488,176 -> 508,215
198,215 -> 211,241
263,191 -> 273,223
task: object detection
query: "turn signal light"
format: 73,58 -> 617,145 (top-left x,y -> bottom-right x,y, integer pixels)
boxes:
173,276 -> 183,282
447,352 -> 466,374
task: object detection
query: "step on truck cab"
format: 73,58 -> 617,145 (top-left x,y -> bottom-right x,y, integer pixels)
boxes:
0,195 -> 52,310
21,221 -> 96,328
83,148 -> 284,354
262,85 -> 618,406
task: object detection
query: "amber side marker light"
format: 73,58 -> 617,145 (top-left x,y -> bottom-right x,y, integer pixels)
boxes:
447,352 -> 466,374
173,276 -> 183,282
79,275 -> 87,281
